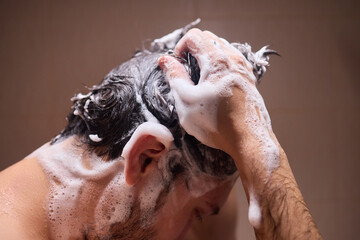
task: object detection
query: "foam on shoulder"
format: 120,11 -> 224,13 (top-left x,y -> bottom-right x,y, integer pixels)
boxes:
35,138 -> 134,239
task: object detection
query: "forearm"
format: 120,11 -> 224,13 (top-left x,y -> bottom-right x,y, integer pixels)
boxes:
234,139 -> 322,239
159,28 -> 321,238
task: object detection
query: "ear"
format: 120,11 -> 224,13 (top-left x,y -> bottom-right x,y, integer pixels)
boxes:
122,122 -> 174,186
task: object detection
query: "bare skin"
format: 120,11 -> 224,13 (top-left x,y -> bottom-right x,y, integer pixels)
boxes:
0,137 -> 234,240
159,28 -> 322,239
0,28 -> 321,239
0,157 -> 50,239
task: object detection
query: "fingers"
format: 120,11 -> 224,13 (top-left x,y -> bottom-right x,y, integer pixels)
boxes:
202,30 -> 228,48
174,28 -> 217,60
174,29 -> 242,78
158,55 -> 194,87
203,31 -> 245,58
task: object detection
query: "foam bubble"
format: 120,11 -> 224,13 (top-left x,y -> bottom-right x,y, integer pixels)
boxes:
248,193 -> 262,229
167,38 -> 280,175
89,134 -> 102,142
70,93 -> 91,105
33,138 -> 131,239
151,18 -> 200,50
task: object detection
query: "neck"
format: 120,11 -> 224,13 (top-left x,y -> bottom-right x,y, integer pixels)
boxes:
32,137 -> 134,239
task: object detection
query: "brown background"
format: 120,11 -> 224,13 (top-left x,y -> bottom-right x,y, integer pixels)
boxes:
0,0 -> 359,239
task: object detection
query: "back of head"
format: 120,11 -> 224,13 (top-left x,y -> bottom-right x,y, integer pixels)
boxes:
55,44 -> 237,179
53,20 -> 276,179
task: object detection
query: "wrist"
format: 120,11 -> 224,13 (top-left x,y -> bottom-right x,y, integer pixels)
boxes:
231,130 -> 283,191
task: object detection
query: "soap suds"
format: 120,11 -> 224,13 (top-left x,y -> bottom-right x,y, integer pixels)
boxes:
248,193 -> 262,229
89,134 -> 102,142
231,43 -> 276,81
122,122 -> 174,161
35,25 -> 276,238
138,170 -> 166,215
163,34 -> 280,232
84,99 -> 91,113
240,79 -> 280,174
135,93 -> 160,123
165,46 -> 253,148
71,92 -> 91,101
36,131 -> 237,238
33,139 -> 133,239
151,19 -> 200,51
166,36 -> 280,175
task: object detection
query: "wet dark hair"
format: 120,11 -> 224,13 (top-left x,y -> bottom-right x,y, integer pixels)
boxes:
53,50 -> 237,177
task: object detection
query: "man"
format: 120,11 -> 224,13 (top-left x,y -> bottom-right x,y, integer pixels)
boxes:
0,21 -> 321,239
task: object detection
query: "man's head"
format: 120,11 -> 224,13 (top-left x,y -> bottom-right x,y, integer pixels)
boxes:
48,21 -> 274,239
57,50 -> 237,178
52,34 -> 237,239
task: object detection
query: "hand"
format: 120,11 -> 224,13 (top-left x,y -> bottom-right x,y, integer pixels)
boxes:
158,29 -> 278,169
158,29 -> 252,148
159,29 -> 322,239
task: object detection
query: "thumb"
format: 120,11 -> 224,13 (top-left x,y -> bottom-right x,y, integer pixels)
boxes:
158,55 -> 194,89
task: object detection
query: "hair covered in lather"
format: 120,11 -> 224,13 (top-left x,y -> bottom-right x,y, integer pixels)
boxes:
53,19 -> 276,178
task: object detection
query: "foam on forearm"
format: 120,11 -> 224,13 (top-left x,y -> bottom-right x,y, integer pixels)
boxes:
165,36 -> 280,230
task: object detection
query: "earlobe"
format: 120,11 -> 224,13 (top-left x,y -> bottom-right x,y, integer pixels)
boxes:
122,122 -> 174,186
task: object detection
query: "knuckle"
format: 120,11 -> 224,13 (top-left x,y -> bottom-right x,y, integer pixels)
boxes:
235,55 -> 246,65
187,28 -> 202,36
183,28 -> 202,42
177,28 -> 202,53
203,30 -> 215,37
209,52 -> 231,71
232,55 -> 253,72
229,53 -> 246,65
219,37 -> 230,46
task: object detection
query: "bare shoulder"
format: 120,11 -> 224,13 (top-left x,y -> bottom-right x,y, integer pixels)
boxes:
0,156 -> 44,187
0,155 -> 50,239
